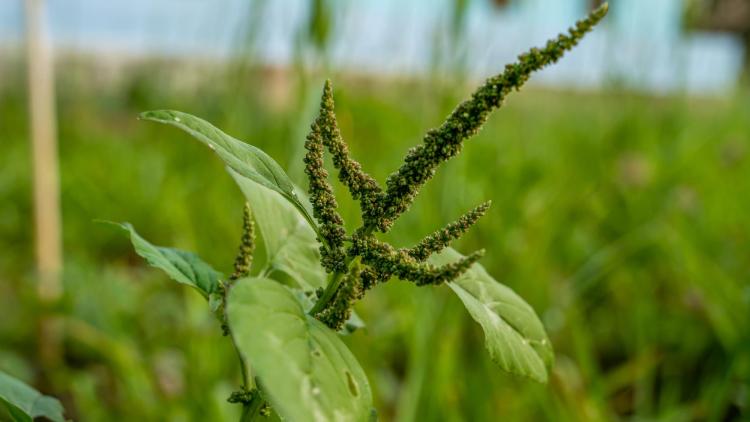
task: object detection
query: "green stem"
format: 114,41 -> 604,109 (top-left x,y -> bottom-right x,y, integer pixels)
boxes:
309,225 -> 373,315
308,259 -> 350,315
225,280 -> 267,421
233,337 -> 252,389
239,394 -> 265,422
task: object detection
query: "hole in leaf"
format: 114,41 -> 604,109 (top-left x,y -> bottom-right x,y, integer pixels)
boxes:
345,370 -> 359,397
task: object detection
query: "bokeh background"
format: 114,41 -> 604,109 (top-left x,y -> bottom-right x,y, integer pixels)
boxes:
1,0 -> 750,420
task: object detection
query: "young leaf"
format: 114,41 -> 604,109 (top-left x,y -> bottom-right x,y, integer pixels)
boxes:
140,110 -> 319,234
227,278 -> 374,422
430,248 -> 554,383
0,371 -> 65,422
114,222 -> 222,298
229,169 -> 327,290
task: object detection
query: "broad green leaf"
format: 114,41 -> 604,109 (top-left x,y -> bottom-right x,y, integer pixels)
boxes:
430,248 -> 554,383
0,370 -> 65,422
228,168 -> 327,291
227,278 -> 373,422
115,222 -> 222,298
140,110 -> 318,234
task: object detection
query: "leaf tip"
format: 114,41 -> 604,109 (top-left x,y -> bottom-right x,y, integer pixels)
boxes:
139,110 -> 178,123
138,110 -> 155,121
95,219 -> 129,231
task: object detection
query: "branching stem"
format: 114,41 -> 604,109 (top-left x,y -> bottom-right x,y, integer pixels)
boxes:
225,283 -> 266,421
309,225 -> 373,315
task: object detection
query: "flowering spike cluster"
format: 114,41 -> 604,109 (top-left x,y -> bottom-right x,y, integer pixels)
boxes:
406,201 -> 491,261
307,5 -> 608,329
369,3 -> 609,232
230,203 -> 255,281
315,262 -> 364,330
355,201 -> 491,288
359,267 -> 383,292
318,80 -> 384,222
304,90 -> 348,273
350,235 -> 484,286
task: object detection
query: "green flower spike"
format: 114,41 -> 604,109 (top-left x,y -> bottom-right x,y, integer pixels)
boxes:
230,202 -> 255,281
356,201 -> 491,288
304,88 -> 348,272
315,262 -> 364,330
351,235 -> 485,286
318,80 -> 384,224
310,3 -> 608,332
406,200 -> 491,261
371,3 -> 609,232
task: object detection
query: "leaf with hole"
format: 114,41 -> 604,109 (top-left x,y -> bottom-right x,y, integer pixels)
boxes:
227,278 -> 373,422
431,248 -> 554,382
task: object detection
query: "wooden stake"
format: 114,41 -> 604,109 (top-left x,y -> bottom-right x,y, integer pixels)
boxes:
25,0 -> 62,302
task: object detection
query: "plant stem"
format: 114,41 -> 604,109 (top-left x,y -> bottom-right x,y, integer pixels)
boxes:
309,262 -> 348,315
309,225 -> 373,315
239,394 -> 265,422
233,336 -> 251,389
226,280 -> 267,421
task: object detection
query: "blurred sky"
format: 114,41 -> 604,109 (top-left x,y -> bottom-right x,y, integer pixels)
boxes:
0,0 -> 745,94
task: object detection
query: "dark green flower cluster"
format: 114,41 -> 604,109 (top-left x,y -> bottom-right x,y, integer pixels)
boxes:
230,203 -> 255,281
314,262 -> 364,331
304,86 -> 348,272
227,387 -> 271,417
368,3 -> 609,232
318,81 -> 383,215
227,386 -> 255,404
356,201 -> 490,289
305,4 -> 608,329
405,201 -> 491,261
350,235 -> 484,286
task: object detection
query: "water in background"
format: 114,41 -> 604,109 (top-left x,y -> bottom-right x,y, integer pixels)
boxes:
0,0 -> 744,94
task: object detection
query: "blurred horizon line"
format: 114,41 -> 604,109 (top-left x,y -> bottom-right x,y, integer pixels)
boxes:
0,0 -> 745,95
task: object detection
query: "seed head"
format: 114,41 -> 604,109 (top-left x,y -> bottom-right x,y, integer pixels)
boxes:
308,5 -> 608,320
351,235 -> 484,286
305,88 -> 348,272
315,262 -> 364,330
318,80 -> 384,222
371,4 -> 608,232
406,201 -> 491,261
230,203 -> 255,281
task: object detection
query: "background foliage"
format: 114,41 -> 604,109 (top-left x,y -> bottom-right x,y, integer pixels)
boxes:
1,57 -> 749,420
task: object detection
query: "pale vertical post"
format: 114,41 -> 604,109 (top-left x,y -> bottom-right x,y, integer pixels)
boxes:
25,0 -> 62,302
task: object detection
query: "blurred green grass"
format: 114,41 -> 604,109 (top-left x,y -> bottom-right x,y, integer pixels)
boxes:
1,61 -> 749,421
